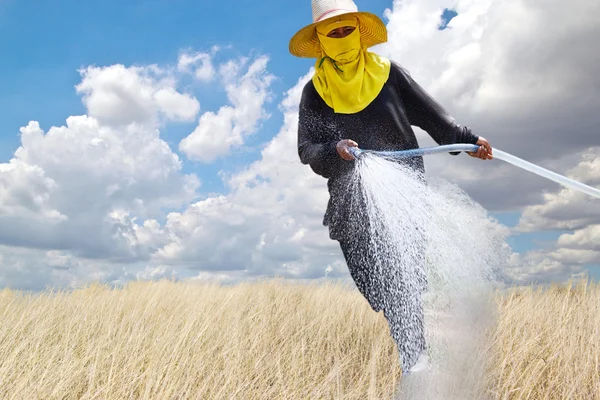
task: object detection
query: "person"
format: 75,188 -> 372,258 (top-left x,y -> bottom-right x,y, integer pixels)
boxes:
289,0 -> 493,373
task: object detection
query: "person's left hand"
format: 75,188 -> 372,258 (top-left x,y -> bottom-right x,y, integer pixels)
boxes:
467,137 -> 493,160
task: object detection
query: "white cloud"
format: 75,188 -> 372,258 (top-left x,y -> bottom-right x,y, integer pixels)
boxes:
377,0 -> 600,212
504,251 -> 586,284
135,265 -> 178,281
143,69 -> 350,282
0,245 -> 140,292
0,160 -> 65,220
161,0 -> 600,284
2,0 -> 600,290
372,0 -> 600,284
0,244 -> 177,292
502,148 -> 600,281
504,241 -> 600,284
557,225 -> 600,251
0,63 -> 201,265
517,148 -> 600,232
179,56 -> 275,162
562,148 -> 600,187
76,64 -> 200,127
0,246 -> 56,292
153,87 -> 200,121
0,51 -> 283,291
177,51 -> 216,82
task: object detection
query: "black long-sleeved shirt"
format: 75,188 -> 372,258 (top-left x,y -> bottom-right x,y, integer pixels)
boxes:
297,61 -> 479,241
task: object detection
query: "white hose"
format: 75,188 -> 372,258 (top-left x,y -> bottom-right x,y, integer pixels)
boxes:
349,145 -> 600,199
492,149 -> 600,199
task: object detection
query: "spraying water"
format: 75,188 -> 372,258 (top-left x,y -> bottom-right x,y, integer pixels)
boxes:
345,152 -> 512,399
342,143 -> 599,398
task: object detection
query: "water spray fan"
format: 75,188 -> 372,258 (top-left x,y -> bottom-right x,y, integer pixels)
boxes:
348,144 -> 600,199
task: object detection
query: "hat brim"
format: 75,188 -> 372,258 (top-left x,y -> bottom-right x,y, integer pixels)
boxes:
289,11 -> 388,58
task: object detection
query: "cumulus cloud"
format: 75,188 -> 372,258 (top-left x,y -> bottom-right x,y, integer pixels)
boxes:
504,241 -> 600,285
0,244 -> 177,292
0,160 -> 64,220
0,246 -> 57,292
504,251 -> 585,285
135,265 -> 178,282
0,62 -> 201,267
0,50 -> 292,291
367,0 -> 600,283
498,148 -> 600,282
76,64 -> 200,127
179,56 -> 275,162
152,70 -> 349,282
160,0 -> 600,284
2,0 -> 599,290
0,245 -> 141,292
177,50 -> 217,82
557,225 -> 600,251
377,0 -> 600,212
517,148 -> 600,232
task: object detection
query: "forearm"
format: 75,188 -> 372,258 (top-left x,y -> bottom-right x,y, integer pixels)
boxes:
298,139 -> 346,178
454,125 -> 479,145
446,125 -> 479,155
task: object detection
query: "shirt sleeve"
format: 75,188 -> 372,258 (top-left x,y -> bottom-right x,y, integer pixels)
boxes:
297,84 -> 350,179
391,62 -> 479,155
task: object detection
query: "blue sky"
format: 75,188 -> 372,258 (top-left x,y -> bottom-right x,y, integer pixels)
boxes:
1,0 -> 458,197
1,0 -> 599,290
0,0 -> 521,226
1,0 -> 391,188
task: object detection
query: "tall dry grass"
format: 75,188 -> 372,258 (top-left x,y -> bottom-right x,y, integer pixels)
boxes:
0,278 -> 402,399
1,277 -> 599,399
488,278 -> 600,399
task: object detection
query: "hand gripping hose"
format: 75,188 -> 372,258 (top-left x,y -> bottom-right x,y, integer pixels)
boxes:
348,144 -> 600,199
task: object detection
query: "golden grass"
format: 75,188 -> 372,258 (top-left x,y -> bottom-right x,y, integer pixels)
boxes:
488,278 -> 600,399
1,277 -> 599,399
0,278 -> 401,399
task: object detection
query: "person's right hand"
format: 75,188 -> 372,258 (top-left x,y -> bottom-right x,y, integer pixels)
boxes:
336,139 -> 358,161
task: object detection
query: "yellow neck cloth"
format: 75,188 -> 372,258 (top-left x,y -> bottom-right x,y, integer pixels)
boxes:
312,17 -> 391,114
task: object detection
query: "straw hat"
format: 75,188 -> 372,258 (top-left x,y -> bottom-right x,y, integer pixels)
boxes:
289,0 -> 388,58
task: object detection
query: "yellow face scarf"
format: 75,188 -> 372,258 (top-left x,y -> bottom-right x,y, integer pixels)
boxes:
312,17 -> 391,114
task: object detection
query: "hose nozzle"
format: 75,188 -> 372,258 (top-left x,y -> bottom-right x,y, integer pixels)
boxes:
348,146 -> 363,160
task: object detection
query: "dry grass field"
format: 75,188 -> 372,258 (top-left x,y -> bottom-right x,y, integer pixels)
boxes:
488,278 -> 600,399
0,277 -> 598,399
